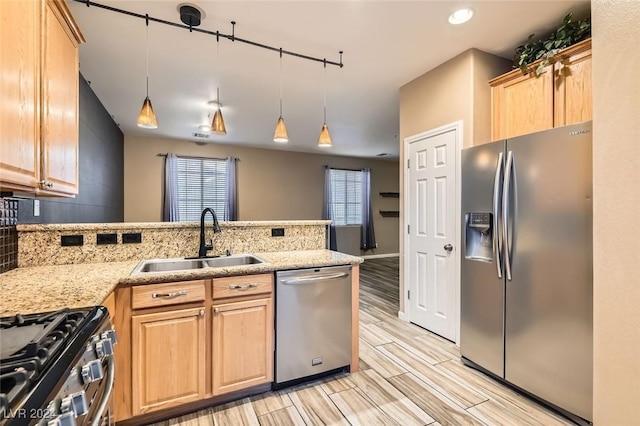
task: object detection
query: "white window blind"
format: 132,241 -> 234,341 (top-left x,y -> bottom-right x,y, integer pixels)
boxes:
330,169 -> 362,226
176,157 -> 228,221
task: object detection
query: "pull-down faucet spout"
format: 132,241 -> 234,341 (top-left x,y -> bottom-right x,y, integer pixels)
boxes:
198,208 -> 222,258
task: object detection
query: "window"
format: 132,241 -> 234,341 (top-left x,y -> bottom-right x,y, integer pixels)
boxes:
329,169 -> 362,226
176,156 -> 228,221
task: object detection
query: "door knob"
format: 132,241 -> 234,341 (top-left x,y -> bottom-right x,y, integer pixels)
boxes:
444,244 -> 453,252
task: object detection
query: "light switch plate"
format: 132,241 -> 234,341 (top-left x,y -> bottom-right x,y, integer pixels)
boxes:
33,200 -> 40,217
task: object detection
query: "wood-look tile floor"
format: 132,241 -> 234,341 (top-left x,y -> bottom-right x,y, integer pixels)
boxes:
151,258 -> 573,426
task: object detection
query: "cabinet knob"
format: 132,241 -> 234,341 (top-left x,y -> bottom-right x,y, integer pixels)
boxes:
199,309 -> 205,316
39,180 -> 54,189
213,307 -> 220,314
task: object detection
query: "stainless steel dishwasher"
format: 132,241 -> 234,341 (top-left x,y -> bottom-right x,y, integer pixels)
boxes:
274,265 -> 352,387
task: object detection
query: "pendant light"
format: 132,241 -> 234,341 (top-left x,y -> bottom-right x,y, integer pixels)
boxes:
137,15 -> 158,129
211,31 -> 227,135
318,59 -> 332,147
273,48 -> 289,143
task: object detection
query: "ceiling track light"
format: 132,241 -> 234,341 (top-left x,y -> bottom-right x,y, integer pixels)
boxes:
274,48 -> 289,143
137,14 -> 158,129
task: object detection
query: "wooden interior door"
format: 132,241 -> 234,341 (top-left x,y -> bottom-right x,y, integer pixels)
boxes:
212,298 -> 273,395
131,307 -> 206,415
0,0 -> 40,190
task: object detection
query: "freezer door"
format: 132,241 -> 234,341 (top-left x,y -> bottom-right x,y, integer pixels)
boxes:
460,140 -> 505,377
504,122 -> 592,421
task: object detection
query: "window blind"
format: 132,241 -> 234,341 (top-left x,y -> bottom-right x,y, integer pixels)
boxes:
176,157 -> 228,221
329,169 -> 362,226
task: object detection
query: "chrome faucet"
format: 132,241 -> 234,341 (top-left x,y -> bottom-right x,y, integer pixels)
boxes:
198,208 -> 222,258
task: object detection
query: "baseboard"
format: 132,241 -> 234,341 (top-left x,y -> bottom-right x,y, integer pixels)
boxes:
361,253 -> 400,259
397,311 -> 406,321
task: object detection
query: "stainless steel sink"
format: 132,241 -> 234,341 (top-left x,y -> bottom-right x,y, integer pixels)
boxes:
131,254 -> 266,275
132,259 -> 206,274
204,254 -> 265,268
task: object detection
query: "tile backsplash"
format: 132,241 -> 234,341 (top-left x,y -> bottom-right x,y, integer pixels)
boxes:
0,199 -> 19,273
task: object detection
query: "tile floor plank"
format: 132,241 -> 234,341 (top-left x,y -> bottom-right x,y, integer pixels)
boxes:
377,343 -> 489,409
251,391 -> 293,417
287,384 -> 350,426
257,406 -> 306,426
358,339 -> 407,379
319,372 -> 357,395
350,369 -> 436,424
329,387 -> 400,426
388,373 -> 486,426
212,398 -> 260,426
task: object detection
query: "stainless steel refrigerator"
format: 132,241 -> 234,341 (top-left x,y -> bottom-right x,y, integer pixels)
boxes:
460,121 -> 593,424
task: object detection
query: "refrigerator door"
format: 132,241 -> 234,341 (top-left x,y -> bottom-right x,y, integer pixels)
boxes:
504,122 -> 592,421
460,140 -> 505,377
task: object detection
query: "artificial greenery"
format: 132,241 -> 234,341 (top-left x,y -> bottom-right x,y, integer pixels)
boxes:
514,13 -> 591,76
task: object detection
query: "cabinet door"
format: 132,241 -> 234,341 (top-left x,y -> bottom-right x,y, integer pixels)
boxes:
41,0 -> 80,195
212,298 -> 273,395
0,0 -> 41,190
491,65 -> 554,140
554,48 -> 592,127
131,307 -> 206,415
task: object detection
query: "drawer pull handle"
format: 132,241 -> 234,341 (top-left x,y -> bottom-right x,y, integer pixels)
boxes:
228,284 -> 258,290
152,291 -> 188,299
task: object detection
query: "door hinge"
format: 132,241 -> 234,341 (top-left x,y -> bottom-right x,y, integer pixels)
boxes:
407,159 -> 410,168
407,224 -> 410,234
407,290 -> 411,300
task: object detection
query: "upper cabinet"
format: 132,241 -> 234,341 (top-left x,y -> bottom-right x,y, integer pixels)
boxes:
0,0 -> 84,196
490,39 -> 592,141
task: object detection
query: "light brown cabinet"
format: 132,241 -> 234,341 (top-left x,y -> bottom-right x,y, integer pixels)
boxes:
490,38 -> 592,140
113,275 -> 274,422
0,0 -> 83,196
212,297 -> 273,395
131,307 -> 206,415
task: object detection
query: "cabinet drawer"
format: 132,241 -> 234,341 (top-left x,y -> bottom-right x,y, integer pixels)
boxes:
132,281 -> 206,309
212,274 -> 273,300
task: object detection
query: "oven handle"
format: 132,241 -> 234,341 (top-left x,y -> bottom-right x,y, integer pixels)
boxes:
89,354 -> 115,426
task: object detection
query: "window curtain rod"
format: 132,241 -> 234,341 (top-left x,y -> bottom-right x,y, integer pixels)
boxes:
75,0 -> 344,68
324,165 -> 362,172
156,153 -> 238,162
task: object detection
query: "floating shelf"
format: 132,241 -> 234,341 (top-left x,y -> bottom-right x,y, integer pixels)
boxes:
379,192 -> 399,198
379,210 -> 400,217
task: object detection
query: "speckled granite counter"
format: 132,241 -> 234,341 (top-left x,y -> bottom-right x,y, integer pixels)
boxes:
0,250 -> 362,316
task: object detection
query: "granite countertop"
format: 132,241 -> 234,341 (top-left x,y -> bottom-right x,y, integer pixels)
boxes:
17,220 -> 331,232
0,250 -> 362,316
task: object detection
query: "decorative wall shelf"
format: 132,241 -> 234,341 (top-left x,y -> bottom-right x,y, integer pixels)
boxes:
379,210 -> 399,217
379,192 -> 400,198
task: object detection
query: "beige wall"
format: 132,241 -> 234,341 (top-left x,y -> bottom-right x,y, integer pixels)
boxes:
592,1 -> 640,423
398,49 -> 510,311
124,136 -> 399,255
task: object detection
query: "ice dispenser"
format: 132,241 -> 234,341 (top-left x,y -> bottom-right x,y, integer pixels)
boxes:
464,212 -> 494,261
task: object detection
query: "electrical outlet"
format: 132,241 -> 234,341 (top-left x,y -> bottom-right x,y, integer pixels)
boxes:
33,200 -> 40,217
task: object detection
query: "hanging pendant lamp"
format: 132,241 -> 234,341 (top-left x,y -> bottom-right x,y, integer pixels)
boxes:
273,48 -> 289,143
318,59 -> 332,147
137,15 -> 158,129
211,31 -> 227,135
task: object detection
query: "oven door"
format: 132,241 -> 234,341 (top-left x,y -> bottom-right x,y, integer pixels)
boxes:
81,353 -> 115,426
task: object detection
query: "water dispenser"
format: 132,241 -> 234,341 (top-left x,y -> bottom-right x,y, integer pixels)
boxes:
464,212 -> 494,261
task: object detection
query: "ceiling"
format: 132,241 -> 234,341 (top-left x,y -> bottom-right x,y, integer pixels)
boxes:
69,0 -> 590,159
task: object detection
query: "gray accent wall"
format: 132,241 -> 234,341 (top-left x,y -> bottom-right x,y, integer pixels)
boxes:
18,74 -> 124,224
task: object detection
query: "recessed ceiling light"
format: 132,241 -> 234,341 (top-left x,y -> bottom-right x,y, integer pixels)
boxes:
448,8 -> 474,25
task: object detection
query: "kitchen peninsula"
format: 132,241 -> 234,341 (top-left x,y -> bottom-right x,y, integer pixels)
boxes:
2,220 -> 362,424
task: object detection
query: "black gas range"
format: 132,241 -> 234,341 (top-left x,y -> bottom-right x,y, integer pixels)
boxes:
0,307 -> 116,426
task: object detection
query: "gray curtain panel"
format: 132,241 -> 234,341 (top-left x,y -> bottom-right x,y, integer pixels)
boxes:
225,157 -> 238,221
323,166 -> 337,251
163,153 -> 179,222
360,168 -> 377,250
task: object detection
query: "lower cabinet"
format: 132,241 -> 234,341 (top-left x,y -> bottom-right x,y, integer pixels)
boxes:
131,307 -> 206,415
212,298 -> 274,395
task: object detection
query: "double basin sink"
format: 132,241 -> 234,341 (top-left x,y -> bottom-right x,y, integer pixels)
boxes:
131,254 -> 265,275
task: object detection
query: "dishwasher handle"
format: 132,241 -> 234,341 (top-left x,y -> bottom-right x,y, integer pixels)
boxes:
280,272 -> 349,285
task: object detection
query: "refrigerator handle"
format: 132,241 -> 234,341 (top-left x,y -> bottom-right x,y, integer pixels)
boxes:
503,151 -> 514,281
492,152 -> 503,279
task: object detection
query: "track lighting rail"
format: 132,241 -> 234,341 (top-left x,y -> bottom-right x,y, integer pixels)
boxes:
75,0 -> 344,68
